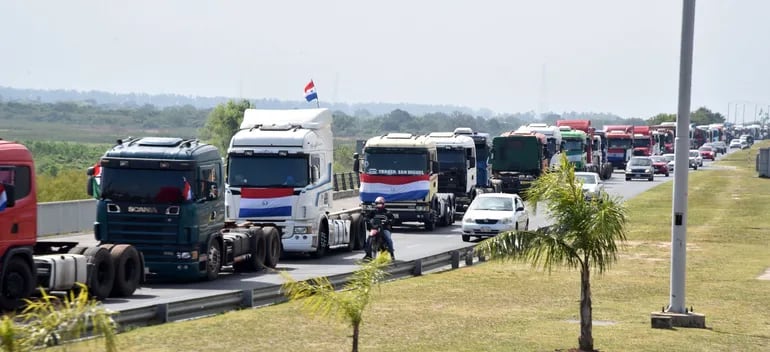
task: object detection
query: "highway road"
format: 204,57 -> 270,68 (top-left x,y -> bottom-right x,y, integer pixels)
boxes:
50,153 -> 731,312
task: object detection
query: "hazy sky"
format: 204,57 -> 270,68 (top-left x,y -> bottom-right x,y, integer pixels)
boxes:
1,0 -> 769,119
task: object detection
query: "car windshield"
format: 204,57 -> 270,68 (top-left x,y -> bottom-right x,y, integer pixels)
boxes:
629,158 -> 651,166
575,174 -> 598,184
650,156 -> 666,163
699,147 -> 712,151
470,197 -> 513,211
663,155 -> 675,162
689,151 -> 699,157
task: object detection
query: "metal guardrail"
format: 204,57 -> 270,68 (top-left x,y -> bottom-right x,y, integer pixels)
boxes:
113,246 -> 482,330
37,172 -> 361,236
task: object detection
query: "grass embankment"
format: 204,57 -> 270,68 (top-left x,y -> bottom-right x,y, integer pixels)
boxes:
57,144 -> 770,352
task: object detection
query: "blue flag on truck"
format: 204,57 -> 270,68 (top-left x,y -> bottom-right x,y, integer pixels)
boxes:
304,80 -> 318,102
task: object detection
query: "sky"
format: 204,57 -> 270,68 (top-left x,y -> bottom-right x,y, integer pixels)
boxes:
1,0 -> 769,120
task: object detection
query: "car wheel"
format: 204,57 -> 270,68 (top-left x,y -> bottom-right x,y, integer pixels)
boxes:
648,175 -> 654,182
665,172 -> 669,177
461,234 -> 470,242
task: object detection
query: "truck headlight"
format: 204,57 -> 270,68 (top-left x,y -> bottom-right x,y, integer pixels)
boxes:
293,226 -> 312,234
176,251 -> 198,260
416,205 -> 429,212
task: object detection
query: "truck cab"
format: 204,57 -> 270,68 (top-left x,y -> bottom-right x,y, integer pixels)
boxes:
604,125 -> 635,169
454,127 -> 492,191
355,133 -> 452,230
558,126 -> 588,170
426,132 -> 476,212
91,137 -> 225,280
489,131 -> 548,195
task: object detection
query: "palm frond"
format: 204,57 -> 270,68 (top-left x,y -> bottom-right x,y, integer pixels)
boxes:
281,273 -> 345,321
475,226 -> 582,273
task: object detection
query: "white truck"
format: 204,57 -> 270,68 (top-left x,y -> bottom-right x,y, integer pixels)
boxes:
225,108 -> 366,258
426,132 -> 477,215
353,133 -> 454,230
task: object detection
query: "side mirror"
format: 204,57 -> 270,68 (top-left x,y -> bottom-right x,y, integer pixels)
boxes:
353,158 -> 360,173
86,176 -> 94,197
86,166 -> 95,176
2,184 -> 15,208
516,206 -> 524,212
206,181 -> 219,200
468,156 -> 476,169
311,165 -> 320,183
431,160 -> 440,173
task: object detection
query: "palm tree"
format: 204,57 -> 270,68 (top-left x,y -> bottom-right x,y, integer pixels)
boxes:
475,154 -> 627,352
281,254 -> 391,352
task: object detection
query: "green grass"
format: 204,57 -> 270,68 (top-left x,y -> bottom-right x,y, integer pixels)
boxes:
53,143 -> 770,352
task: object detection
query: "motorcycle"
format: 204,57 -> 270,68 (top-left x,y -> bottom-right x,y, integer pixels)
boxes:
366,213 -> 390,258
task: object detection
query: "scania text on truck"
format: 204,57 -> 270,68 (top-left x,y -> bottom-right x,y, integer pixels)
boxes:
0,140 -> 144,311
426,132 -> 477,215
354,133 -> 454,230
226,108 -> 365,258
89,137 -> 281,281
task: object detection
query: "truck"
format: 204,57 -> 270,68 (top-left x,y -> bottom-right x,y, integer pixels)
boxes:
426,132 -> 476,215
489,130 -> 549,195
453,127 -> 493,195
651,125 -> 675,154
556,119 -> 613,180
0,140 -> 144,311
89,136 -> 281,281
604,125 -> 634,169
354,133 -> 454,230
516,123 -> 563,158
226,108 -> 365,258
632,125 -> 659,156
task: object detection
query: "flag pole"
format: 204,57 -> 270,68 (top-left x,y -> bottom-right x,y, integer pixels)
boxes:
313,79 -> 320,108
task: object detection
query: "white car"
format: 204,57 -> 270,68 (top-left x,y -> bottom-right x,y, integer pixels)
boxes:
461,193 -> 529,242
689,149 -> 703,167
662,153 -> 675,172
575,172 -> 604,200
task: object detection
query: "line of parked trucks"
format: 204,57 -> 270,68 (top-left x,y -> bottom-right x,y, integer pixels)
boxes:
3,111 -> 762,310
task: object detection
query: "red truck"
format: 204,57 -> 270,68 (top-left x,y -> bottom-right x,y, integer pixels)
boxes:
604,125 -> 634,169
632,126 -> 658,156
0,140 -> 143,310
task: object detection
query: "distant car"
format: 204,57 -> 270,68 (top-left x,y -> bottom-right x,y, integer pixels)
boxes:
729,139 -> 743,149
689,149 -> 703,166
461,193 -> 529,242
649,156 -> 670,176
699,146 -> 716,160
625,156 -> 654,181
712,141 -> 727,154
688,150 -> 701,169
662,153 -> 676,172
575,172 -> 605,201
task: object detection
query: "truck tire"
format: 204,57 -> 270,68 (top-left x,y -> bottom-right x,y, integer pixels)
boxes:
68,246 -> 89,255
424,212 -> 436,231
0,257 -> 35,311
203,237 -> 222,281
109,245 -> 142,297
263,227 -> 281,268
350,214 -> 366,250
84,246 -> 115,299
311,223 -> 329,258
234,227 -> 265,272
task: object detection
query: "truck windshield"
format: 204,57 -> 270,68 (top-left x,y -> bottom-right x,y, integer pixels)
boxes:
228,155 -> 309,187
607,139 -> 633,149
437,149 -> 465,169
633,139 -> 651,147
364,150 -> 428,176
100,168 -> 195,204
563,139 -> 584,152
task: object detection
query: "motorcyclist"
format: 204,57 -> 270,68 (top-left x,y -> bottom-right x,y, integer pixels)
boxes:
363,196 -> 395,260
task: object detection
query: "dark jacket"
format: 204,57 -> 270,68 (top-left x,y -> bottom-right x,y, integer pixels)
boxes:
365,207 -> 395,232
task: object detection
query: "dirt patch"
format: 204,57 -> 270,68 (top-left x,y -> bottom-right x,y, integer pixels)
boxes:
565,319 -> 616,326
625,240 -> 701,251
756,268 -> 770,280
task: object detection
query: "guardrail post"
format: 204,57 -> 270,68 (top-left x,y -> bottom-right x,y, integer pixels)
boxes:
155,303 -> 169,323
241,289 -> 254,308
465,251 -> 474,266
478,253 -> 486,262
333,174 -> 340,191
451,250 -> 460,269
413,259 -> 423,276
347,173 -> 355,191
354,172 -> 360,188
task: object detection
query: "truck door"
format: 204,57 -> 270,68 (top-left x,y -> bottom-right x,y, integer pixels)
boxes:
0,165 -> 35,249
197,164 -> 225,239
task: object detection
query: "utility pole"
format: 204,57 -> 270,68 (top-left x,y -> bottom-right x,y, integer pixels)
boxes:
651,0 -> 706,329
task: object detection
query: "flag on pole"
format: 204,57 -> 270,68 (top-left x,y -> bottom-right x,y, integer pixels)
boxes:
183,177 -> 193,201
304,80 -> 318,102
0,184 -> 7,211
91,162 -> 102,198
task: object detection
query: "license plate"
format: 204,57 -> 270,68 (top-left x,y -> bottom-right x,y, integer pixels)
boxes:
481,226 -> 491,232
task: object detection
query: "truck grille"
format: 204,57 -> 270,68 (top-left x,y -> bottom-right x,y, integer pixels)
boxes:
105,213 -> 180,244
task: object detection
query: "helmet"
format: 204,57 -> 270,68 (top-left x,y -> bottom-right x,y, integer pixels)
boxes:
375,196 -> 386,209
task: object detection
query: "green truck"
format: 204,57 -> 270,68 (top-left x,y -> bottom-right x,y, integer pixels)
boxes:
88,137 -> 280,282
489,131 -> 549,195
559,127 -> 589,170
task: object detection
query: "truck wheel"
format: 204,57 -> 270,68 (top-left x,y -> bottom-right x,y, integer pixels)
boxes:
84,247 -> 115,299
0,257 -> 35,311
68,246 -> 89,255
235,227 -> 265,272
109,245 -> 142,297
263,227 -> 281,268
203,237 -> 222,281
424,212 -> 436,231
311,224 -> 329,258
351,214 -> 366,250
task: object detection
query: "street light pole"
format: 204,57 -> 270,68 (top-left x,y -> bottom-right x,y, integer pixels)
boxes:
669,0 -> 695,315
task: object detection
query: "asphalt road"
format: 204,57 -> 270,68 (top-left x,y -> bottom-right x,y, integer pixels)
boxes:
48,151 -> 732,312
